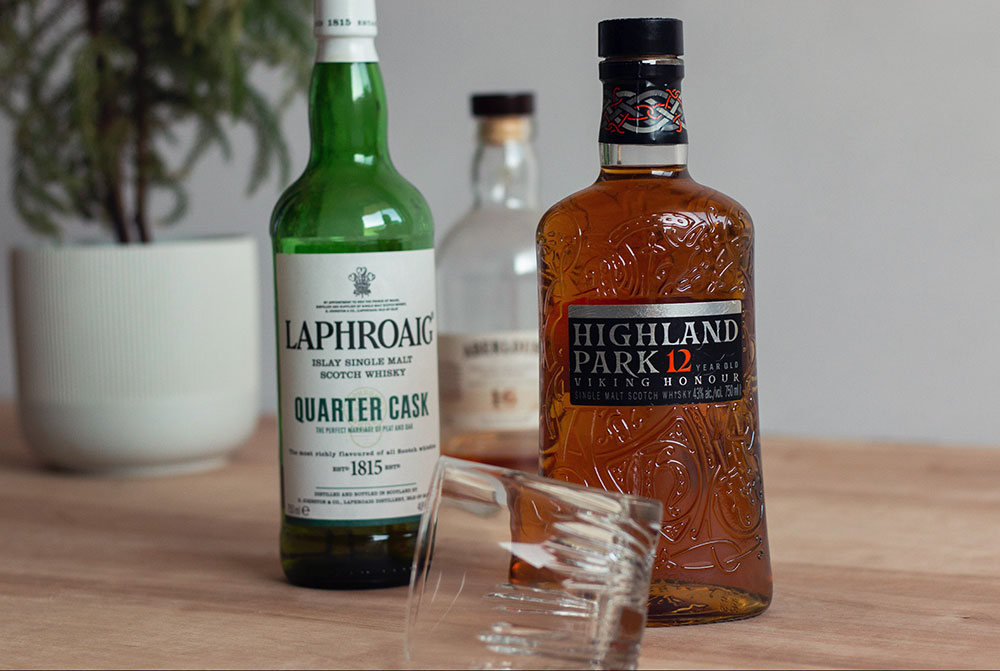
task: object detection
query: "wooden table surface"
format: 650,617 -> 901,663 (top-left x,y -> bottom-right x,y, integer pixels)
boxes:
1,401 -> 998,670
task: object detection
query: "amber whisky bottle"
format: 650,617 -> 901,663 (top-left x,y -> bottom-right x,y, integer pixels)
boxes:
536,18 -> 772,625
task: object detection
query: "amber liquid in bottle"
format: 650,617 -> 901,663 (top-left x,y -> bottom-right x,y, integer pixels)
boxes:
536,20 -> 772,625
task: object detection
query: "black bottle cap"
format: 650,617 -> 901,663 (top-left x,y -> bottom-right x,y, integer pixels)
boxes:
471,93 -> 535,117
598,18 -> 683,57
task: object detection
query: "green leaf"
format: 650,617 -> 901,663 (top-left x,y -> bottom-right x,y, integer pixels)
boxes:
0,0 -> 312,241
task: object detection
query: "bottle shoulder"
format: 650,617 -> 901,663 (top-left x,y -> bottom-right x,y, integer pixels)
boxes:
537,171 -> 755,303
270,163 -> 434,248
438,207 -> 542,260
538,172 -> 753,236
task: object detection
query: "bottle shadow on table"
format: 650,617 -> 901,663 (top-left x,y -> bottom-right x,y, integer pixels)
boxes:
0,403 -> 46,472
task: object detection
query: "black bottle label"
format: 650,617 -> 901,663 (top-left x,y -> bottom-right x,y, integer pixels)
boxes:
567,301 -> 743,406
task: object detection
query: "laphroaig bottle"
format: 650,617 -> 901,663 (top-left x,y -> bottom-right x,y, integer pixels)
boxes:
536,18 -> 772,624
270,0 -> 438,589
437,93 -> 542,473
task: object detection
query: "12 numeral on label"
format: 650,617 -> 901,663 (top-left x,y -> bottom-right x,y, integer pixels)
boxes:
666,348 -> 692,373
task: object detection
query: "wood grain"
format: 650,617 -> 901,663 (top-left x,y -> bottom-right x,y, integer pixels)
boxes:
1,402 -> 998,669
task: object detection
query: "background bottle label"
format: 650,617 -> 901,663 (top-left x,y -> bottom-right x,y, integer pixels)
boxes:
438,331 -> 539,433
276,250 -> 439,524
568,300 -> 743,406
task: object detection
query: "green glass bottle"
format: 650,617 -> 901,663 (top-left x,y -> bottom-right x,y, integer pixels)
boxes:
270,0 -> 438,589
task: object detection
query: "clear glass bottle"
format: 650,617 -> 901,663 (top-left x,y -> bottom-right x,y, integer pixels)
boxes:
536,18 -> 772,624
436,93 -> 542,473
269,0 -> 438,589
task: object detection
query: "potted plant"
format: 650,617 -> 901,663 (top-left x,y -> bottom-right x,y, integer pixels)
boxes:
1,1 -> 311,475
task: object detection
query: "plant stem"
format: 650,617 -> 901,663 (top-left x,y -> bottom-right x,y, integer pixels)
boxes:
86,0 -> 130,244
131,5 -> 151,243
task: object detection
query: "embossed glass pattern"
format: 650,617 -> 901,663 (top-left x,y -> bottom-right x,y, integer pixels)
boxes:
538,167 -> 772,625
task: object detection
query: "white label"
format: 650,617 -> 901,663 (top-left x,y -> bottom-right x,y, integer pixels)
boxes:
314,0 -> 379,63
439,331 -> 539,433
314,0 -> 377,37
276,250 -> 439,524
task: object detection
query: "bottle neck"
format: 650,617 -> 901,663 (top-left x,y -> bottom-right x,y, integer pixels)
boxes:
472,117 -> 539,209
472,116 -> 538,210
307,41 -> 388,166
600,143 -> 688,168
598,56 -> 688,169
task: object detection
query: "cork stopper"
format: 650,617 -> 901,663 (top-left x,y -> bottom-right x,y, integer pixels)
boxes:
478,117 -> 532,145
472,93 -> 534,146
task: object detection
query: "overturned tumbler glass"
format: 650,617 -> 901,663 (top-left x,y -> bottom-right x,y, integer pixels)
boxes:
405,457 -> 663,670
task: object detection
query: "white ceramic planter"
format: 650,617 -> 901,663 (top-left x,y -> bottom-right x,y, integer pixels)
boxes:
10,236 -> 261,476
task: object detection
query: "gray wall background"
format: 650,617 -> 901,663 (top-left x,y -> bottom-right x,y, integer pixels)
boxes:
2,1 -> 998,446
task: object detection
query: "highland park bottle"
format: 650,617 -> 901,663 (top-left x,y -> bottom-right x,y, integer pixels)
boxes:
270,0 -> 438,589
536,18 -> 772,624
437,93 -> 542,473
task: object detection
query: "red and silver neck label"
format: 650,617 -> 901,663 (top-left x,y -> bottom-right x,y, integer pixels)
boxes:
598,60 -> 687,146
